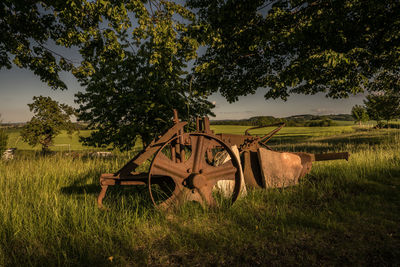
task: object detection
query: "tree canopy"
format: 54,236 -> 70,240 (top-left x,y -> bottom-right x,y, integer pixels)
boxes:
4,0 -> 399,100
5,1 -> 399,100
21,96 -> 77,152
1,0 -> 142,89
188,0 -> 400,102
74,1 -> 214,149
1,1 -> 80,89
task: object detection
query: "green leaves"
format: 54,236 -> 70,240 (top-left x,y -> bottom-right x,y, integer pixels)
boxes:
1,1 -> 72,89
188,0 -> 400,101
3,0 -> 399,103
74,1 -> 213,151
21,96 -> 77,152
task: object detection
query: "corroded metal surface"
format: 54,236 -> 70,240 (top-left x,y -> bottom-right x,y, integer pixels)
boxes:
148,133 -> 241,209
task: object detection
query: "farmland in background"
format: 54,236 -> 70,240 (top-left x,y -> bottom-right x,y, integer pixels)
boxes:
0,124 -> 399,266
6,120 -> 399,151
4,122 -> 366,151
6,129 -> 94,151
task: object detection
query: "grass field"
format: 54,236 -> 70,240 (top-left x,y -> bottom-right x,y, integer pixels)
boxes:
6,124 -> 358,151
0,125 -> 399,266
6,129 -> 97,151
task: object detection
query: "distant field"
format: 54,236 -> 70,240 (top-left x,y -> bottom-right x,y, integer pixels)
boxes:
211,124 -> 355,136
4,122 -> 384,151
5,129 -> 92,151
6,124 -> 361,151
5,129 -> 144,151
7,120 -> 399,152
211,124 -> 358,147
332,120 -> 357,126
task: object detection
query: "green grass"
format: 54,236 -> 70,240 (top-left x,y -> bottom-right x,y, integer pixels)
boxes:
5,129 -> 144,152
6,129 -> 93,151
0,126 -> 399,266
7,124 -> 356,152
211,124 -> 355,136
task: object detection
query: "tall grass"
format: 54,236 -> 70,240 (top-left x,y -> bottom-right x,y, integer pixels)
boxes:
0,129 -> 399,266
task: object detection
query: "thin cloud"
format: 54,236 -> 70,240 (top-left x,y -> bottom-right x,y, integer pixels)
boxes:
214,110 -> 258,120
310,108 -> 336,115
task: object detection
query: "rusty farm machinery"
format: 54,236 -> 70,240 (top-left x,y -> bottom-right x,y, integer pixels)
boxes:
98,110 -> 349,210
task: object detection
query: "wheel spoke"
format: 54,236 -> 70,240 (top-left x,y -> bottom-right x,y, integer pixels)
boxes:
152,152 -> 188,180
191,135 -> 205,173
157,185 -> 184,210
197,185 -> 216,207
189,135 -> 215,171
203,160 -> 237,183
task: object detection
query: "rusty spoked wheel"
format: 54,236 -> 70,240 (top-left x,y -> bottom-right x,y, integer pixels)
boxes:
148,133 -> 242,210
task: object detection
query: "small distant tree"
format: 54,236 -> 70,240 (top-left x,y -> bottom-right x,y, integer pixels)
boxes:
21,96 -> 76,153
255,116 -> 277,127
351,105 -> 369,126
364,91 -> 400,127
0,115 -> 8,155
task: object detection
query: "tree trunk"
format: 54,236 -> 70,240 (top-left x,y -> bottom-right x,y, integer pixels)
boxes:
42,144 -> 50,153
41,135 -> 52,154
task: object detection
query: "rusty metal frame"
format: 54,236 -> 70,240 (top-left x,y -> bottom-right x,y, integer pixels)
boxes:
97,110 -> 349,209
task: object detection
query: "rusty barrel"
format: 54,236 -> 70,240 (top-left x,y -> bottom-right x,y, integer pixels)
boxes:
243,150 -> 350,189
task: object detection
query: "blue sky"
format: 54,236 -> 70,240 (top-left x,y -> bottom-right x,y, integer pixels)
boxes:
0,65 -> 365,123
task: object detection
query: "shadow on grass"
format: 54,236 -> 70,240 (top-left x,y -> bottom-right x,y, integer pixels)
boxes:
318,133 -> 395,146
60,183 -> 100,195
269,130 -> 400,153
269,134 -> 311,144
153,164 -> 400,265
59,171 -> 155,212
60,181 -> 150,201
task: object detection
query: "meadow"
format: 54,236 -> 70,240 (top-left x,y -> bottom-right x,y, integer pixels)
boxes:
0,125 -> 399,266
5,124 -> 357,151
6,129 -> 95,151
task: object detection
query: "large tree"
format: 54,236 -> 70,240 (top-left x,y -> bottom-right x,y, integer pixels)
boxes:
364,90 -> 400,126
21,96 -> 76,152
188,0 -> 400,102
75,1 -> 213,150
2,1 -> 213,150
351,105 -> 369,126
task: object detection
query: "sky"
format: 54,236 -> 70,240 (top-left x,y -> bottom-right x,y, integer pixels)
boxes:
0,65 -> 366,123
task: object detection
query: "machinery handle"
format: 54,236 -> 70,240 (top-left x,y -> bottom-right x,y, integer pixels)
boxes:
314,152 -> 349,162
245,122 -> 285,136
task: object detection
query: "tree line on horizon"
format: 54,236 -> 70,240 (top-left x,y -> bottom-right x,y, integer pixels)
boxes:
210,114 -> 353,127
